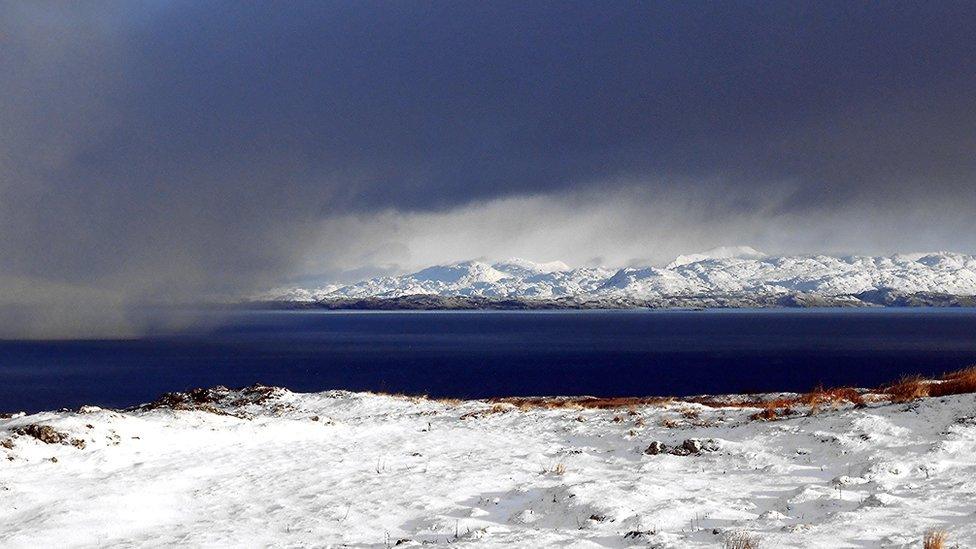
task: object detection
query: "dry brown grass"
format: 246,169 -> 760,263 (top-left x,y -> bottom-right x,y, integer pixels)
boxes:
931,366 -> 976,397
749,405 -> 781,422
742,366 -> 976,420
882,366 -> 976,402
542,462 -> 567,475
702,385 -> 865,421
799,386 -> 865,411
923,529 -> 948,549
883,375 -> 930,403
450,365 -> 976,421
459,403 -> 512,420
488,395 -> 674,411
679,407 -> 701,419
724,532 -> 761,549
370,391 -> 467,406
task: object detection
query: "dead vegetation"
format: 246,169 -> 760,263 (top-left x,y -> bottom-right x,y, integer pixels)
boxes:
126,366 -> 976,424
140,384 -> 283,417
724,532 -> 762,549
489,395 -> 674,411
923,529 -> 948,549
459,403 -> 512,420
450,366 -> 976,423
889,366 -> 976,401
542,462 -> 567,475
694,384 -> 866,419
703,367 -> 976,421
15,424 -> 68,444
883,375 -> 931,403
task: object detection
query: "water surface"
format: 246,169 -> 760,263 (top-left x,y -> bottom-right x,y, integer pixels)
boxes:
3,309 -> 976,412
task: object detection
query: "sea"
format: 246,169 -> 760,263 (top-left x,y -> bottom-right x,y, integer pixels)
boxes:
3,308 -> 976,412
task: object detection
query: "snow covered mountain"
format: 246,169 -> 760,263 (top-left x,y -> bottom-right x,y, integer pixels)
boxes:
262,250 -> 976,303
319,259 -> 615,300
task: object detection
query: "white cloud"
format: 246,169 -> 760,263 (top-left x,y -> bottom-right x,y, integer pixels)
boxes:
299,183 -> 976,282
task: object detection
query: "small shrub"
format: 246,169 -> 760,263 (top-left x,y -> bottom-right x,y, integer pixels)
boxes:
543,463 -> 566,475
930,366 -> 976,397
923,529 -> 947,549
725,532 -> 761,549
749,406 -> 780,421
16,424 -> 68,444
679,407 -> 701,419
885,375 -> 929,402
489,396 -> 673,411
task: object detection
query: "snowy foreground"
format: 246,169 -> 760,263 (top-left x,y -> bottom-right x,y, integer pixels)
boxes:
2,387 -> 976,548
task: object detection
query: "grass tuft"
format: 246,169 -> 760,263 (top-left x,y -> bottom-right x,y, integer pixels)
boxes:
931,366 -> 976,398
458,364 -> 976,422
884,375 -> 929,403
923,529 -> 947,549
724,532 -> 761,549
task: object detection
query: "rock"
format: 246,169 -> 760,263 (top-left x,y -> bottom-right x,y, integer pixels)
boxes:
859,493 -> 898,508
645,439 -> 720,456
681,439 -> 703,454
861,495 -> 885,507
16,424 -> 68,444
677,438 -> 720,455
644,441 -> 668,455
0,439 -> 13,449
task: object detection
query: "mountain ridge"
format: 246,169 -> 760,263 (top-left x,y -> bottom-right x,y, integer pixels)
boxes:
257,250 -> 976,305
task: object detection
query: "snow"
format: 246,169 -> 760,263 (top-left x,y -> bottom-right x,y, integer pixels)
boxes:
666,246 -> 768,269
253,284 -> 343,302
3,388 -> 976,547
265,250 -> 976,301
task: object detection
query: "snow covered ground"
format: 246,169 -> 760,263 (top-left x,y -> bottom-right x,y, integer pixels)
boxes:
261,248 -> 976,302
2,385 -> 975,547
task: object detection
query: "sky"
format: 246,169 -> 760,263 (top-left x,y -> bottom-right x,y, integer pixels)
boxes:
1,1 -> 975,336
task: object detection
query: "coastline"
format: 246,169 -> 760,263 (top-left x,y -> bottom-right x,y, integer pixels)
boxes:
248,289 -> 976,311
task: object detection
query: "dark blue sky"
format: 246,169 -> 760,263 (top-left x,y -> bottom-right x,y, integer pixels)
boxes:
22,1 -> 975,208
1,1 -> 975,332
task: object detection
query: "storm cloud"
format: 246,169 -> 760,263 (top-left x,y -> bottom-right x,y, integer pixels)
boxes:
1,1 -> 975,335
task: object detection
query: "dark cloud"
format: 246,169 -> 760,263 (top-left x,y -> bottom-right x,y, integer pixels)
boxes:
1,1 -> 975,335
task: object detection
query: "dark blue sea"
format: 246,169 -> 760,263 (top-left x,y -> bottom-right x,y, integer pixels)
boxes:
3,309 -> 976,412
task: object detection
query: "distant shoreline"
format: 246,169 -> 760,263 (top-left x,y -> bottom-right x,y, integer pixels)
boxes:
246,290 -> 976,311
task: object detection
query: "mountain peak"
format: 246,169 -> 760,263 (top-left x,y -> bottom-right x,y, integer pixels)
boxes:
409,261 -> 507,284
262,251 -> 976,301
667,246 -> 767,269
492,258 -> 571,275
